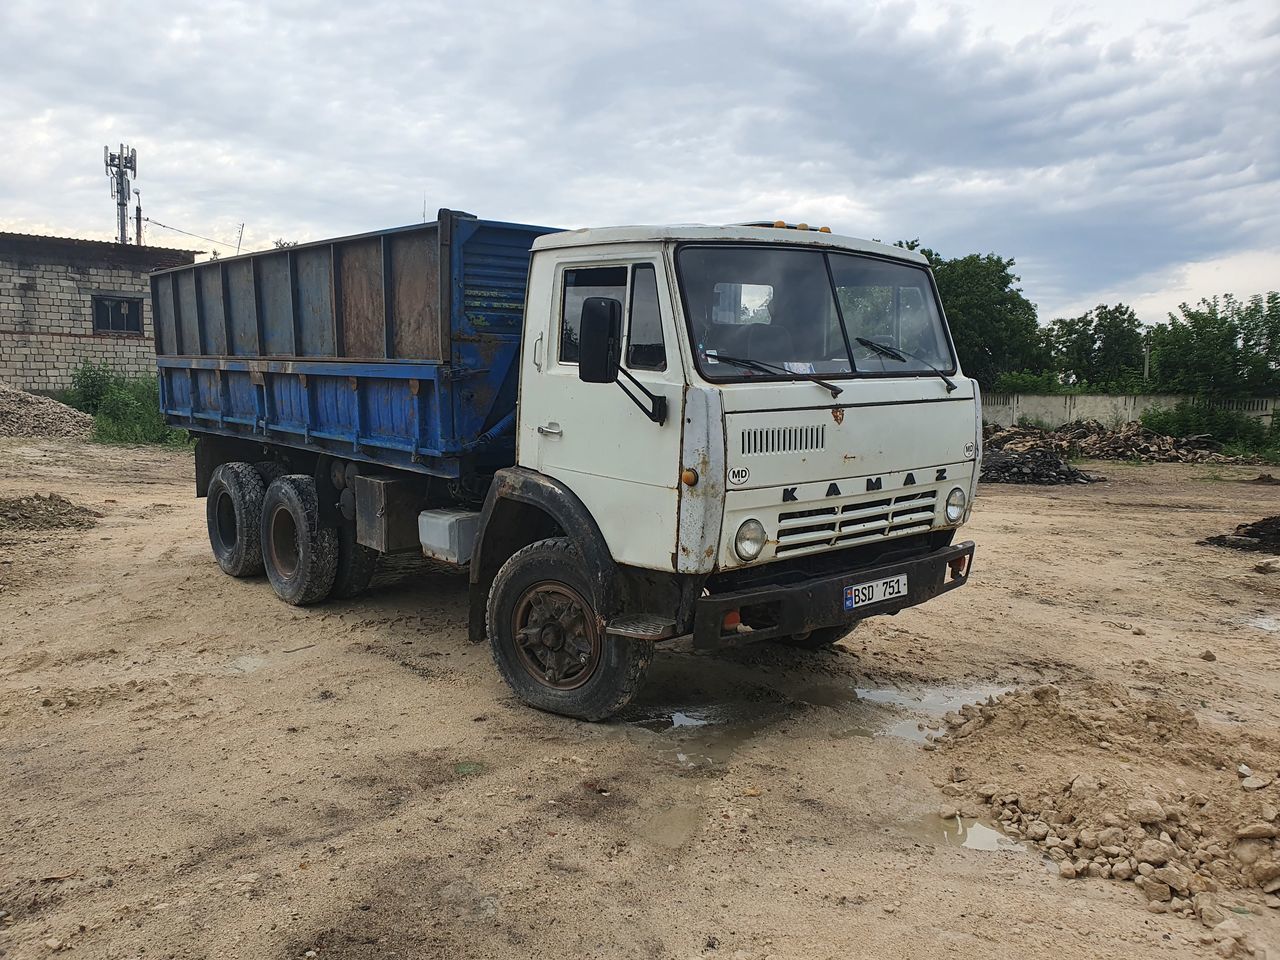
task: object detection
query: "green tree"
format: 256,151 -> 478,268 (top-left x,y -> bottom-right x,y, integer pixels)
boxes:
928,252 -> 1047,388
1089,303 -> 1145,386
1146,294 -> 1280,396
1049,303 -> 1144,388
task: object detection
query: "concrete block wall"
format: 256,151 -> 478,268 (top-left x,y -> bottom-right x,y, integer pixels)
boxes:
983,393 -> 1279,430
0,258 -> 157,392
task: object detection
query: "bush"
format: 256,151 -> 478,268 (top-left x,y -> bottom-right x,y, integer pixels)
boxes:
65,362 -> 188,446
68,361 -> 118,414
1140,400 -> 1266,446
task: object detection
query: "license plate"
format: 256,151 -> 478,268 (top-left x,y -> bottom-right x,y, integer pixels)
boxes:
844,574 -> 908,610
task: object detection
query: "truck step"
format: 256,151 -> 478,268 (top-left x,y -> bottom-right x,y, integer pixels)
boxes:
606,615 -> 678,641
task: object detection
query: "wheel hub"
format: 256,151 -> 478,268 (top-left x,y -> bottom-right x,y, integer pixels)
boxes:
512,582 -> 601,690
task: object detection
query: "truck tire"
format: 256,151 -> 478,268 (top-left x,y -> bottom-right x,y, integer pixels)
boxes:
330,522 -> 377,600
254,460 -> 286,485
781,623 -> 857,650
260,475 -> 339,606
486,538 -> 651,721
206,462 -> 266,577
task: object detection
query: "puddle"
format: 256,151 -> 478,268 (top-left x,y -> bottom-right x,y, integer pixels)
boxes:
627,704 -> 786,767
850,684 -> 1011,743
632,710 -> 712,731
1244,615 -> 1280,632
623,681 -> 1012,765
915,815 -> 1027,853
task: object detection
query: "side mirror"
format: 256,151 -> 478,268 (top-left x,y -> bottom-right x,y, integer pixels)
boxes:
577,297 -> 622,384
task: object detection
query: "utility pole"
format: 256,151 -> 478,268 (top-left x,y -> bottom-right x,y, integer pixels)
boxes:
134,189 -> 143,245
104,144 -> 137,244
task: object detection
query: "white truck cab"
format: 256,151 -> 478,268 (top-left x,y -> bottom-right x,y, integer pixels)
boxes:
474,222 -> 978,718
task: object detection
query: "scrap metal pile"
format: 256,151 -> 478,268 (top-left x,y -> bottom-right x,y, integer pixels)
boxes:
981,419 -> 1243,485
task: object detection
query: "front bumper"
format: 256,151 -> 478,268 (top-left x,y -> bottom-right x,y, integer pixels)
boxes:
692,540 -> 975,649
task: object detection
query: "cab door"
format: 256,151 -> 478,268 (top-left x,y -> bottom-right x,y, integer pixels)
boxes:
518,252 -> 684,571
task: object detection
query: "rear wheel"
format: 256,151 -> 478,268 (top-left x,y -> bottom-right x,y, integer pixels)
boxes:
260,475 -> 338,606
206,462 -> 266,577
487,538 -> 651,720
781,623 -> 857,649
330,522 -> 378,600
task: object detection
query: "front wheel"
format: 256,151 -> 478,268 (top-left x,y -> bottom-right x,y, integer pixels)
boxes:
486,538 -> 651,720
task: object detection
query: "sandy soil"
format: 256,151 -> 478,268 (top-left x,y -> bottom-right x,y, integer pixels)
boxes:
1,438 -> 1278,960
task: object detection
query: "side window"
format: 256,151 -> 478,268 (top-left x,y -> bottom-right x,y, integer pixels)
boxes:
92,295 -> 143,334
626,264 -> 666,371
560,266 -> 627,363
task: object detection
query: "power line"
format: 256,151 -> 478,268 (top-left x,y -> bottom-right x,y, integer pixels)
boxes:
143,217 -> 240,249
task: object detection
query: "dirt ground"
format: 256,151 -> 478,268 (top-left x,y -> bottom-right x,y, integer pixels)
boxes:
1,438 -> 1278,960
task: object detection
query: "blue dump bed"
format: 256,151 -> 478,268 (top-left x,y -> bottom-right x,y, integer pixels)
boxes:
151,210 -> 560,479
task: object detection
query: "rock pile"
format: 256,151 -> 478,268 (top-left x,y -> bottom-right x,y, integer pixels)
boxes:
984,419 -> 1245,465
0,382 -> 93,441
0,494 -> 102,533
930,685 -> 1280,954
1202,517 -> 1280,556
979,448 -> 1102,485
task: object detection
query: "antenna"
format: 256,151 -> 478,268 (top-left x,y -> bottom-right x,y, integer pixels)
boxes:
104,143 -> 138,243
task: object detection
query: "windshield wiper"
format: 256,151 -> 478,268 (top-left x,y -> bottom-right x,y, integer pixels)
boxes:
711,353 -> 843,398
854,337 -> 957,393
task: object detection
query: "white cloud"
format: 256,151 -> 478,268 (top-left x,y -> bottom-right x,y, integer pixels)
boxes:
0,0 -> 1276,313
1046,247 -> 1280,323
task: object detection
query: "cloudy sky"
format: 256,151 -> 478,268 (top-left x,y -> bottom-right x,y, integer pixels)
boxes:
2,0 -> 1277,323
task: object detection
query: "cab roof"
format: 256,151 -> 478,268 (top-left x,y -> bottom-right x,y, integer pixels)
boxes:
531,224 -> 929,266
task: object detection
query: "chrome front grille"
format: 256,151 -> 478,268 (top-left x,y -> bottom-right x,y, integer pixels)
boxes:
775,489 -> 938,555
741,424 -> 825,456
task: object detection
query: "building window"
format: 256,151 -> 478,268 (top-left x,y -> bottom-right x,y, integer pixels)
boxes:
92,295 -> 143,335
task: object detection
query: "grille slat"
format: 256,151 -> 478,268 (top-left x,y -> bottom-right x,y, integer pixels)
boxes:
774,487 -> 939,556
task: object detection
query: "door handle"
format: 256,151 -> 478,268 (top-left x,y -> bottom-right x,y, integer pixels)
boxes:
537,422 -> 562,437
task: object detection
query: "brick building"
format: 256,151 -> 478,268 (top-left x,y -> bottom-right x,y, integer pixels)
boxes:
0,233 -> 198,392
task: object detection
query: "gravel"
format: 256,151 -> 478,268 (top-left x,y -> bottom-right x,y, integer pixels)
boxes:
0,382 -> 93,441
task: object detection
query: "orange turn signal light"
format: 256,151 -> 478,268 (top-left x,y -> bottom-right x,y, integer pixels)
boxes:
948,556 -> 970,579
722,610 -> 741,630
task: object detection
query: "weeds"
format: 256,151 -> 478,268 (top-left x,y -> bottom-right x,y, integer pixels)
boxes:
67,363 -> 189,446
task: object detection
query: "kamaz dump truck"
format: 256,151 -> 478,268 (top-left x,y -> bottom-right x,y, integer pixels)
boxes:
152,209 -> 979,719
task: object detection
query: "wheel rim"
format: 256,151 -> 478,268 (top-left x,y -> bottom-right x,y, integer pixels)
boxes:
215,491 -> 237,550
511,581 -> 602,690
268,504 -> 300,579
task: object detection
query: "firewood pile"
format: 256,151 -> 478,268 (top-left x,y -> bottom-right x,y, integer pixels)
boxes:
984,420 -> 1243,464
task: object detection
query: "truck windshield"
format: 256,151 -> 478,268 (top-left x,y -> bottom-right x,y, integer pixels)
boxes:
677,245 -> 955,383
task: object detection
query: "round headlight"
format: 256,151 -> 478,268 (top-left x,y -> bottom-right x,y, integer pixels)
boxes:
945,487 -> 967,523
734,519 -> 767,561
